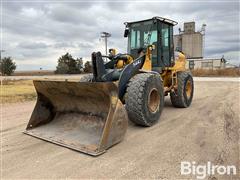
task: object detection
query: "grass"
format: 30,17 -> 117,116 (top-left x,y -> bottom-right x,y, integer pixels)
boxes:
13,70 -> 55,76
1,80 -> 36,103
191,68 -> 240,77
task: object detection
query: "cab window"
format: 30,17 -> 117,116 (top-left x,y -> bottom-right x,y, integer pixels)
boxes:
161,28 -> 169,47
130,29 -> 140,49
144,30 -> 157,46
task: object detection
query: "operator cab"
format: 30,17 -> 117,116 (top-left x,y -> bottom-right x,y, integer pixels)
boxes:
124,17 -> 177,69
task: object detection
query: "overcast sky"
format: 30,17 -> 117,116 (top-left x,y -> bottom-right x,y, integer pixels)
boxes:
1,0 -> 239,70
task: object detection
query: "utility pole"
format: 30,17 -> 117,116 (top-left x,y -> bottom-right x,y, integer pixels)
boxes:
0,50 -> 5,73
200,24 -> 206,58
0,49 -> 5,62
101,32 -> 111,56
0,49 -> 5,71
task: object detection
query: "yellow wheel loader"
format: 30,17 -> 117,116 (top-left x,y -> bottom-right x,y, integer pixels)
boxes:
24,17 -> 194,156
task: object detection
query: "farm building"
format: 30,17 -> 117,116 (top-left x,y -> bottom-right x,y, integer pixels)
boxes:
174,22 -> 205,59
174,22 -> 234,70
186,57 -> 226,70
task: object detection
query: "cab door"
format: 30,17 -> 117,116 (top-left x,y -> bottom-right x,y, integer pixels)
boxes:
160,23 -> 171,67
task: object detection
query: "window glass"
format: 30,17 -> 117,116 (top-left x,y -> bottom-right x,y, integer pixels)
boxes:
130,29 -> 140,49
143,30 -> 157,46
161,28 -> 169,47
129,20 -> 157,50
189,60 -> 195,70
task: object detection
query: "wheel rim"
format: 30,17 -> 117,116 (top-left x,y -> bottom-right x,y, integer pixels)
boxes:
148,88 -> 160,113
186,79 -> 192,98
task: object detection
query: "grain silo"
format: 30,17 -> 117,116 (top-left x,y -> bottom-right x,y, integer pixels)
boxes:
174,22 -> 204,59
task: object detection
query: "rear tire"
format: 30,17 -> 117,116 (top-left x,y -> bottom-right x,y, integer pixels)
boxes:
125,73 -> 164,126
170,71 -> 194,108
79,74 -> 94,82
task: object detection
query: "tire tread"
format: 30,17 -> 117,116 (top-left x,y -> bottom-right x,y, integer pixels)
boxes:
170,71 -> 193,108
126,73 -> 164,126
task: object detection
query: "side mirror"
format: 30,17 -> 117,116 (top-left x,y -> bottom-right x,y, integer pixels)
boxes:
124,28 -> 129,37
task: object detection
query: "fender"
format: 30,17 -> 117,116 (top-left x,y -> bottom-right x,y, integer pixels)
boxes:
138,69 -> 163,81
118,55 -> 146,102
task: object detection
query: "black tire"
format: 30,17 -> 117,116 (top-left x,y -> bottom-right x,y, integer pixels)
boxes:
170,71 -> 194,108
79,74 -> 94,82
125,73 -> 164,126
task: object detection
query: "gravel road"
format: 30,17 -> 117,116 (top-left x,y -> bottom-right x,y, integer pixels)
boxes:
1,80 -> 239,179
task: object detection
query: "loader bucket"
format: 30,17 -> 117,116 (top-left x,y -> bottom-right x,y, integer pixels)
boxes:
24,80 -> 128,156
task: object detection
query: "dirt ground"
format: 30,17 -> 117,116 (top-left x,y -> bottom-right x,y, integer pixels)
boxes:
1,79 -> 239,179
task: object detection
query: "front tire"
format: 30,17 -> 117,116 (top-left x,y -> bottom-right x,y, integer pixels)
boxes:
170,71 -> 194,108
125,73 -> 164,126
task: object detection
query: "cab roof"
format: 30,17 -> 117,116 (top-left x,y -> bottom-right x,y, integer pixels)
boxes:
124,16 -> 178,26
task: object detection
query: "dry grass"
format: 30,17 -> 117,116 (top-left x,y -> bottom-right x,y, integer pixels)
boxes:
13,70 -> 55,76
191,68 -> 240,77
1,80 -> 36,103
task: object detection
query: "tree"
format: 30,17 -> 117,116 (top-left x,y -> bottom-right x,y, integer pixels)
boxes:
55,53 -> 81,74
83,61 -> 92,73
56,62 -> 69,74
0,57 -> 17,75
